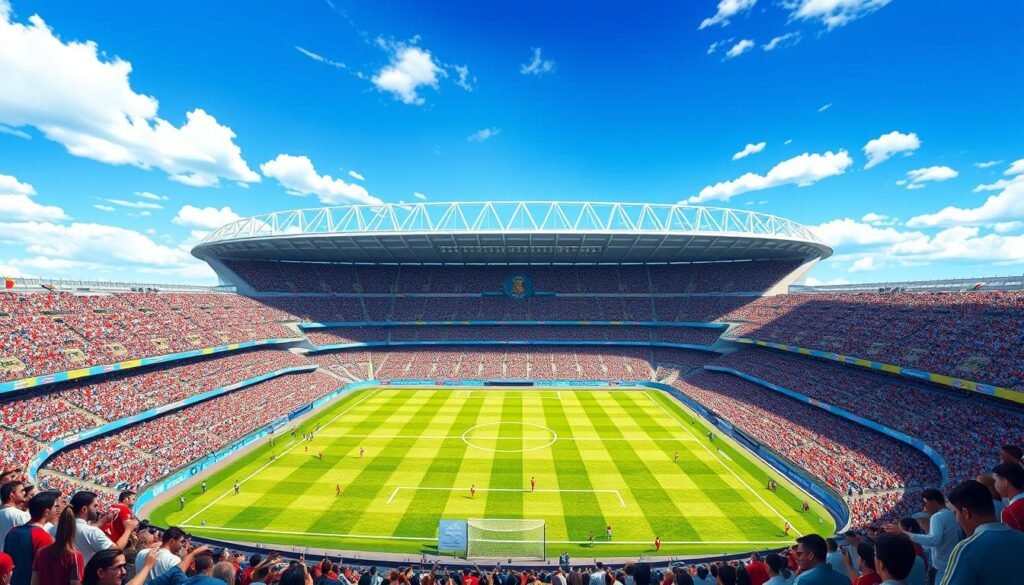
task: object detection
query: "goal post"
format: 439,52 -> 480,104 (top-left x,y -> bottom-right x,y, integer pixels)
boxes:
466,518 -> 546,560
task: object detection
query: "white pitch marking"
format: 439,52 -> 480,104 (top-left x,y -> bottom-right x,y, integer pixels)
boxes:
384,486 -> 626,507
312,433 -> 694,442
643,391 -> 803,536
180,524 -> 791,546
179,390 -> 378,525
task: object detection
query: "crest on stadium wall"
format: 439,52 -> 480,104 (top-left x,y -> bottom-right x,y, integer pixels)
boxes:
504,274 -> 533,299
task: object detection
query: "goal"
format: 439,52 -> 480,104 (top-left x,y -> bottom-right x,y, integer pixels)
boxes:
466,518 -> 546,560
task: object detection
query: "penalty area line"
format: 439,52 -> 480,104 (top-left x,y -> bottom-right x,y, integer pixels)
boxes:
179,390 -> 378,525
385,486 -> 626,507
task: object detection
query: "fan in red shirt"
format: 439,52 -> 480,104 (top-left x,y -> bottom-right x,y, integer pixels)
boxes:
102,491 -> 135,544
745,552 -> 769,585
993,463 -> 1024,530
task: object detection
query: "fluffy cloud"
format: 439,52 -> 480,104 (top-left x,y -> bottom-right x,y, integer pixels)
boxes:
974,160 -> 1002,169
707,39 -> 733,55
907,174 -> 1024,228
787,0 -> 893,30
467,127 -> 501,143
0,221 -> 197,268
0,123 -> 29,139
724,39 -> 755,59
803,276 -> 850,286
1006,159 -> 1024,176
0,173 -> 67,221
860,212 -> 897,225
372,45 -> 442,105
520,48 -> 556,76
763,32 -> 802,51
172,205 -> 242,230
862,131 -> 921,169
732,141 -> 766,160
134,191 -> 168,201
0,8 -> 260,187
902,165 -> 958,189
699,0 -> 757,29
348,170 -> 365,181
93,204 -> 115,212
453,65 -> 475,91
812,217 -> 923,248
689,150 -> 853,203
261,154 -> 383,205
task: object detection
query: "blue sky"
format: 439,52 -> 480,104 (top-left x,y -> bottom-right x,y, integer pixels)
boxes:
0,0 -> 1021,285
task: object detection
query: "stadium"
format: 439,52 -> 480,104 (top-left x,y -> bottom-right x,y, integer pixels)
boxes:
2,200 -> 1022,571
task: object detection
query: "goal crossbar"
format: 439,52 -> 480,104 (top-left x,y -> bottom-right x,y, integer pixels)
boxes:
467,518 -> 546,560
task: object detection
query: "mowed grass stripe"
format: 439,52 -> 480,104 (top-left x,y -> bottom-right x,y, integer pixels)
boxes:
393,389 -> 489,538
540,391 -> 608,541
305,390 -> 455,536
573,391 -> 699,540
212,389 -> 416,529
484,391 -> 524,519
610,391 -> 759,540
519,393 -> 566,541
641,390 -> 827,536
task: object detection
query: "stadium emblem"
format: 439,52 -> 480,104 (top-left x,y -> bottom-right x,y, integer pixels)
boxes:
504,274 -> 533,299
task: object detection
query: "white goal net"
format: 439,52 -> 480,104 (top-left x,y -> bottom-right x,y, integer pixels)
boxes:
466,518 -> 546,560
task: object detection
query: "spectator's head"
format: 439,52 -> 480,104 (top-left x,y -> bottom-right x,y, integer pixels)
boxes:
898,516 -> 923,535
21,484 -> 35,503
194,555 -> 214,575
54,506 -> 77,552
947,479 -> 997,536
855,543 -> 876,575
27,490 -> 60,524
843,530 -> 861,545
794,534 -> 827,570
595,563 -> 603,570
213,562 -> 238,585
249,554 -> 263,568
1000,445 -> 1023,465
82,549 -> 128,585
0,552 -> 13,585
920,488 -> 945,514
749,552 -> 760,563
118,491 -> 136,506
161,527 -> 187,554
715,565 -> 736,585
873,535 -> 914,582
0,482 -> 25,507
69,491 -> 101,522
825,538 -> 838,553
992,463 -> 1024,498
976,474 -> 1001,501
762,555 -> 788,579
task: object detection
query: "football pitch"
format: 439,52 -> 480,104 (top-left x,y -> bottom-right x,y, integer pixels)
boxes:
150,387 -> 833,557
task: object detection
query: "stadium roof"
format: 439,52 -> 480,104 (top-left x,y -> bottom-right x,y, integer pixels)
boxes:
193,202 -> 832,265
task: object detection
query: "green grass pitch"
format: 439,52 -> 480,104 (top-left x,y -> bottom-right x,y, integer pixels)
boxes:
150,387 -> 834,557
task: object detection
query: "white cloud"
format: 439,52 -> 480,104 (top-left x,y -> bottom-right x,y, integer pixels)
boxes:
0,221 -> 199,269
348,170 -> 365,181
849,256 -> 880,272
787,0 -> 893,30
974,160 -> 1002,169
973,179 -> 1013,193
467,127 -> 501,143
689,150 -> 853,203
372,45 -> 442,105
707,39 -> 734,55
732,141 -> 766,160
520,48 -> 556,76
93,204 -> 115,212
860,212 -> 897,226
907,174 -> 1024,228
903,165 -> 958,188
0,9 -> 260,187
413,192 -> 427,201
993,221 -> 1023,233
817,103 -> 832,112
0,123 -> 29,139
784,138 -> 793,145
763,32 -> 801,51
811,217 -> 924,248
103,198 -> 163,209
862,130 -> 921,169
0,173 -> 67,221
261,153 -> 383,205
1006,159 -> 1024,176
724,39 -> 755,59
453,65 -> 475,91
804,276 -> 850,286
172,204 -> 242,230
699,0 -> 757,29
294,46 -> 346,69
134,191 -> 168,201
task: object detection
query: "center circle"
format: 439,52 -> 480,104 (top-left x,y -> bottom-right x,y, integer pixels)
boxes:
461,422 -> 558,453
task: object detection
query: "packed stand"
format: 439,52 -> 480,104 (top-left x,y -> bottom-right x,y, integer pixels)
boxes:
226,260 -> 801,294
0,291 -> 300,383
38,370 -> 339,496
674,370 -> 942,527
304,325 -> 723,347
722,290 -> 1024,390
714,347 -> 1024,485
